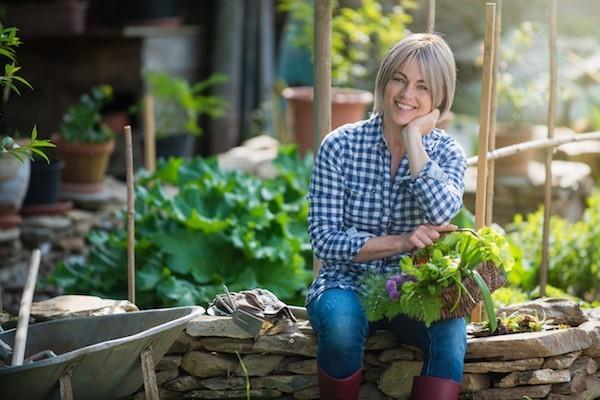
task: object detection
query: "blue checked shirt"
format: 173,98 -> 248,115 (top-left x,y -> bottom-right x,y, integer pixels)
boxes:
305,113 -> 467,306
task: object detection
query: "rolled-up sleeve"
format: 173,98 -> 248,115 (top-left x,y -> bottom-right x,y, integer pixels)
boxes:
307,135 -> 371,262
411,136 -> 467,225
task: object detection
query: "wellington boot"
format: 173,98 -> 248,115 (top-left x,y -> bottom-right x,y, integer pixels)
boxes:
318,367 -> 362,399
410,375 -> 460,400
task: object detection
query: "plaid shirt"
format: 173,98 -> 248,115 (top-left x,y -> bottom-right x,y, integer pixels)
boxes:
305,114 -> 467,306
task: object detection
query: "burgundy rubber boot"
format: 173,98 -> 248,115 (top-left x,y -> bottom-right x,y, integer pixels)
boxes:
318,367 -> 362,399
410,376 -> 461,400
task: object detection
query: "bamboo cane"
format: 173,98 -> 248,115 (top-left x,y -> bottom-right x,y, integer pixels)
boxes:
313,0 -> 332,277
485,0 -> 502,226
125,125 -> 136,304
466,131 -> 600,166
142,94 -> 156,173
540,0 -> 558,297
11,249 -> 41,366
472,3 -> 496,323
427,0 -> 435,33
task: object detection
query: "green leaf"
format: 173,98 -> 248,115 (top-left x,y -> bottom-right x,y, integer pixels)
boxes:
473,270 -> 497,333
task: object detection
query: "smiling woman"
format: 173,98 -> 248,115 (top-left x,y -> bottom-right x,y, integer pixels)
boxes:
306,32 -> 467,400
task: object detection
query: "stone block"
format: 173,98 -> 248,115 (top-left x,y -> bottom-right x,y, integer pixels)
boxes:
473,384 -> 551,400
181,351 -> 237,378
462,374 -> 491,392
464,358 -> 544,373
378,360 -> 422,398
495,369 -> 571,388
543,351 -> 581,370
186,315 -> 254,339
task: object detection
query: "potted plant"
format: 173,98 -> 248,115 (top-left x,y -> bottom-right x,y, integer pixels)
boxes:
145,70 -> 228,159
52,85 -> 115,193
278,0 -> 415,153
0,23 -> 54,226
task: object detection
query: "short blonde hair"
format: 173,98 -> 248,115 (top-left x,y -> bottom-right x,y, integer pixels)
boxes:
373,33 -> 456,118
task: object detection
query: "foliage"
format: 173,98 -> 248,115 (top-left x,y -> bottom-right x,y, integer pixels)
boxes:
278,0 -> 416,89
1,126 -> 54,162
49,146 -> 314,308
361,227 -> 514,329
145,71 -> 228,139
0,23 -> 53,162
507,189 -> 600,302
59,85 -> 114,144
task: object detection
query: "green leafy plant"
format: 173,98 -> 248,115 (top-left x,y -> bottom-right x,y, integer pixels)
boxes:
0,23 -> 54,162
279,0 -> 415,89
361,227 -> 514,330
58,85 -> 114,144
49,146 -> 313,308
145,71 -> 228,139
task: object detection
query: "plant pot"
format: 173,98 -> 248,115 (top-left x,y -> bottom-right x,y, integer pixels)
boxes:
493,123 -> 536,176
4,0 -> 89,37
53,134 -> 115,184
23,160 -> 64,206
282,86 -> 374,155
0,156 -> 30,215
156,134 -> 195,159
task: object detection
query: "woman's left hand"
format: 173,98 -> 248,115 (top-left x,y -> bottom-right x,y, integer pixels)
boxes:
404,108 -> 440,137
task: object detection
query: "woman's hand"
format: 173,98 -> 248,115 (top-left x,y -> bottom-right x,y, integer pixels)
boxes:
404,223 -> 456,250
404,108 -> 440,138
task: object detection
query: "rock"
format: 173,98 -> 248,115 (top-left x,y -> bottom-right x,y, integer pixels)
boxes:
569,356 -> 598,376
582,374 -> 600,399
364,352 -> 387,368
578,321 -> 600,358
545,394 -> 581,400
252,374 -> 318,393
365,330 -> 399,350
181,389 -> 283,399
198,338 -> 255,354
156,369 -> 180,386
497,298 -> 587,327
294,385 -> 320,400
197,377 -> 245,390
156,355 -> 182,371
30,295 -> 138,320
286,359 -> 317,375
235,354 -> 284,377
167,333 -> 203,354
186,315 -> 254,339
379,346 -> 415,362
466,328 -> 592,360
552,373 -> 588,395
253,331 -> 317,357
473,384 -> 552,400
464,358 -> 544,373
23,215 -> 72,230
585,308 -> 600,322
163,375 -> 204,392
358,383 -> 388,400
462,374 -> 491,392
0,228 -> 19,242
543,352 -> 582,370
495,369 -> 571,388
364,367 -> 384,383
378,361 -> 422,398
181,351 -> 237,378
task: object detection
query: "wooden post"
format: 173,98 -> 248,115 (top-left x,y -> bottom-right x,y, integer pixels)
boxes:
11,249 -> 41,366
142,94 -> 156,173
313,0 -> 332,277
427,0 -> 436,33
540,0 -> 557,297
140,346 -> 160,400
472,3 -> 496,323
485,0 -> 501,226
59,365 -> 75,400
125,125 -> 136,304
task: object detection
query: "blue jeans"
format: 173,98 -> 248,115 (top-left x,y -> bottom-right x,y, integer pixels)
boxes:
307,288 -> 467,382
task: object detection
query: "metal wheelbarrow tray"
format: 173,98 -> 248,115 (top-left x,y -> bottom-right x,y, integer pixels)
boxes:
0,305 -> 204,400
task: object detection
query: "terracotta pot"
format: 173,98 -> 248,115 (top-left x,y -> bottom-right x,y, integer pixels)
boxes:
53,134 -> 115,184
282,86 -> 373,154
493,123 -> 536,176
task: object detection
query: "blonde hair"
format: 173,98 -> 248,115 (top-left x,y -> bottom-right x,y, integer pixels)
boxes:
373,33 -> 456,118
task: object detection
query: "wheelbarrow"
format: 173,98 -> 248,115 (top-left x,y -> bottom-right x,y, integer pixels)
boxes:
0,305 -> 204,400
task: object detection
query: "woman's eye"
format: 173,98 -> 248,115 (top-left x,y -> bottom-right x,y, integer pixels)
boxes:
418,85 -> 428,91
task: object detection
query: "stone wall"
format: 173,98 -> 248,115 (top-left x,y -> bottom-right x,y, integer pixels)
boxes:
134,313 -> 600,400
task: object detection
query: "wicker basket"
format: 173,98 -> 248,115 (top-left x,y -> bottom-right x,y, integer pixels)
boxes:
440,261 -> 506,320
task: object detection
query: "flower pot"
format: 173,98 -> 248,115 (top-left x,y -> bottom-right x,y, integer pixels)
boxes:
53,134 -> 115,184
0,156 -> 30,215
282,86 -> 373,155
493,123 -> 536,176
23,160 -> 64,206
156,134 -> 195,159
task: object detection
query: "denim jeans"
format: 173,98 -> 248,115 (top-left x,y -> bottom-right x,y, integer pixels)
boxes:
307,288 -> 467,382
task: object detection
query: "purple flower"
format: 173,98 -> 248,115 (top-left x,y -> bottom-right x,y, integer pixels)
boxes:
385,274 -> 413,301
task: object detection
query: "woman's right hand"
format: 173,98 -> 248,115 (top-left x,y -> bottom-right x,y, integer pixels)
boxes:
404,223 -> 456,250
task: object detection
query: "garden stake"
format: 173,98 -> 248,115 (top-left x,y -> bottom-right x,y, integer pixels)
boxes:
427,0 -> 435,33
473,3 -> 496,322
313,0 -> 331,277
540,0 -> 558,297
11,248 -> 41,366
125,125 -> 135,304
142,94 -> 156,173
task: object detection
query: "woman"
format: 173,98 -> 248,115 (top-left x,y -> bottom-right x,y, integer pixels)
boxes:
306,33 -> 467,400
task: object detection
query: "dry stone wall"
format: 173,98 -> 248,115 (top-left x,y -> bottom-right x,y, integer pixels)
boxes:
134,312 -> 600,400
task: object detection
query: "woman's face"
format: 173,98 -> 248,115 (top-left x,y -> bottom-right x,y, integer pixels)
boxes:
382,59 -> 433,129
